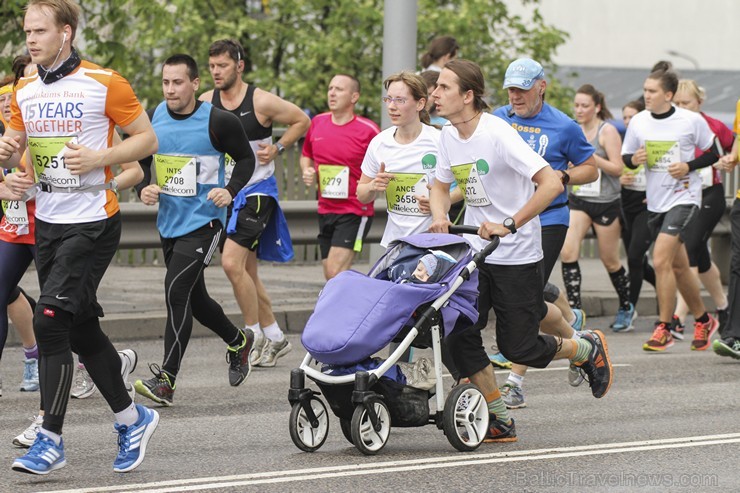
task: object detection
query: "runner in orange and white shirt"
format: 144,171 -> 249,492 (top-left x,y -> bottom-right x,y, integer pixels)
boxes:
0,0 -> 158,476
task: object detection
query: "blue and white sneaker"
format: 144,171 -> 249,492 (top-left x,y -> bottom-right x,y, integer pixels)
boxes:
113,404 -> 159,473
500,382 -> 526,409
611,304 -> 637,332
571,308 -> 586,332
20,358 -> 39,392
12,433 -> 66,475
488,352 -> 512,369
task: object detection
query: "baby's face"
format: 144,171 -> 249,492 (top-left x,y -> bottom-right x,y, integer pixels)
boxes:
413,262 -> 430,281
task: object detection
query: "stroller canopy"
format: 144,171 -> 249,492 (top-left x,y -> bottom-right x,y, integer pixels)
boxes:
302,233 -> 479,365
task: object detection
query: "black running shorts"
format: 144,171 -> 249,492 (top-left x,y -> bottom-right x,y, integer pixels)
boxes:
647,204 -> 698,241
317,213 -> 373,259
569,195 -> 621,227
161,221 -> 222,265
226,195 -> 277,251
35,212 -> 121,319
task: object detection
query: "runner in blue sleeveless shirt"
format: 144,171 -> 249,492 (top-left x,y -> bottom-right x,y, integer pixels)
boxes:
134,55 -> 256,407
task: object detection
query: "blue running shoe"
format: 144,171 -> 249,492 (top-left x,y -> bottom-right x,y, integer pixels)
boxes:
12,433 -> 66,475
20,358 -> 39,392
488,352 -> 512,369
500,382 -> 526,409
611,304 -> 637,333
113,404 -> 160,473
571,308 -> 586,332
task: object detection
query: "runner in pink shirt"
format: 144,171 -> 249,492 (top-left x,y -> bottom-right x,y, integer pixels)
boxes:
300,74 -> 380,279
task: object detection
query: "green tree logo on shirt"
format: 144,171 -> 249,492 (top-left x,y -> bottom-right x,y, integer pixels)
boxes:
476,159 -> 490,175
421,153 -> 437,170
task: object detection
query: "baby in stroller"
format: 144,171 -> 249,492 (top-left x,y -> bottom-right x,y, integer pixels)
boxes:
403,250 -> 457,284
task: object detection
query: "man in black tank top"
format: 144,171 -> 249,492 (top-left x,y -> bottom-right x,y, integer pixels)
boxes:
200,39 -> 310,368
212,85 -> 272,143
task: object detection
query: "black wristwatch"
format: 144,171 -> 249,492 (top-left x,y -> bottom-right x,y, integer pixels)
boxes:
559,170 -> 570,185
275,142 -> 286,155
503,217 -> 517,235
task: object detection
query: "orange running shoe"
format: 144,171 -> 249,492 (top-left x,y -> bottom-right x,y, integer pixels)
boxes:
691,315 -> 719,351
574,330 -> 613,398
643,322 -> 674,352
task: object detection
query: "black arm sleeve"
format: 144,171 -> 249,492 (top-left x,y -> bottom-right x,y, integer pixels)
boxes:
622,154 -> 637,169
687,151 -> 719,171
687,137 -> 722,171
208,108 -> 256,197
134,108 -> 158,199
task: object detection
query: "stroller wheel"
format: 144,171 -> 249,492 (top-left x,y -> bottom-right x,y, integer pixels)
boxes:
443,383 -> 489,451
340,418 -> 354,445
289,397 -> 329,452
350,398 -> 391,455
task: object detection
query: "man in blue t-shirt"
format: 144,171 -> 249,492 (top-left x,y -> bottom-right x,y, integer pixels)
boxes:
491,58 -> 598,407
494,58 -> 597,279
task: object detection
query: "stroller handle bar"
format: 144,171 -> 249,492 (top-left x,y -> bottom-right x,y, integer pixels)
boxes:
448,225 -> 479,236
448,225 -> 501,265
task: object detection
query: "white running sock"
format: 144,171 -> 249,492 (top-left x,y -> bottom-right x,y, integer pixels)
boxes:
263,321 -> 284,342
114,402 -> 139,427
506,371 -> 524,388
39,427 -> 62,446
245,323 -> 262,337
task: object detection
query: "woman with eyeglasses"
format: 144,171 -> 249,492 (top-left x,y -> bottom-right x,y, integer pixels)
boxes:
671,80 -> 734,335
356,71 -> 442,248
357,71 -> 462,377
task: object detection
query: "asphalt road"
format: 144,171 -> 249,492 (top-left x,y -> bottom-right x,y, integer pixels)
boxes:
1,316 -> 739,493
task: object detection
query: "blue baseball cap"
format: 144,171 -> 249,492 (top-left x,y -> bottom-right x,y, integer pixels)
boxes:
502,58 -> 545,90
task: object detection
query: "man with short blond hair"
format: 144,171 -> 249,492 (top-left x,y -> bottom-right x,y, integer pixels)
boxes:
1,0 -> 159,475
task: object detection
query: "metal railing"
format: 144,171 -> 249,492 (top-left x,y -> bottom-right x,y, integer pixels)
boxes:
118,200 -> 388,249
114,130 -> 737,281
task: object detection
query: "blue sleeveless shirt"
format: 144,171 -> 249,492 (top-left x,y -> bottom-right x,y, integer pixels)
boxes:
151,101 -> 226,238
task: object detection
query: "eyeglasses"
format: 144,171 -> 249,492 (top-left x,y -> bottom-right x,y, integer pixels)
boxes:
382,96 -> 408,105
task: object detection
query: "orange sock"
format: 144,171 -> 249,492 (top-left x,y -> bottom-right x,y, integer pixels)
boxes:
567,339 -> 578,360
485,389 -> 501,403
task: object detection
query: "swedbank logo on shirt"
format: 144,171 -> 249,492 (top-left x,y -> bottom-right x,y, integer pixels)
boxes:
476,159 -> 489,175
421,153 -> 436,170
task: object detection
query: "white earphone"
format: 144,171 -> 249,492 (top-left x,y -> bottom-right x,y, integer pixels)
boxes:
59,32 -> 67,53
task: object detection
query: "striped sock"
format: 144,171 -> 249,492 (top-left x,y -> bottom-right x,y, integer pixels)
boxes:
571,338 -> 592,364
485,390 -> 511,424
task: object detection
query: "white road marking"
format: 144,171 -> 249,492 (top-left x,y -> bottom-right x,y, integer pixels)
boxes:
45,432 -> 740,493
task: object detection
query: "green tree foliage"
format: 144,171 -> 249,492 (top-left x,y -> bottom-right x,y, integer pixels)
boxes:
0,0 -> 571,121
